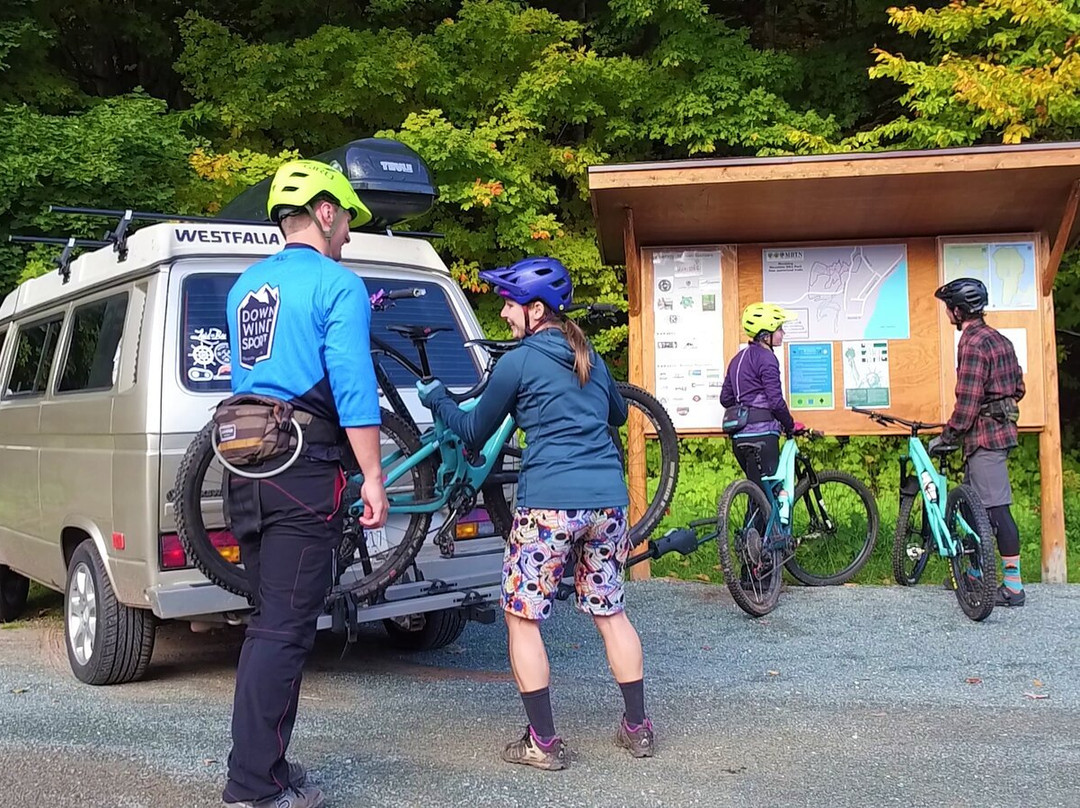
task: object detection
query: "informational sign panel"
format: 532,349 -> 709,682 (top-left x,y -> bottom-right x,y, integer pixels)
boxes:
762,245 -> 910,341
651,249 -> 724,430
942,240 -> 1037,311
788,342 -> 834,410
842,340 -> 891,409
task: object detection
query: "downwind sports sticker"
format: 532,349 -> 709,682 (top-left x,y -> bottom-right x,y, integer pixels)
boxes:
236,283 -> 280,369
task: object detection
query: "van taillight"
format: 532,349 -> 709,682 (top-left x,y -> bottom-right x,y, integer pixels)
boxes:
455,507 -> 494,540
159,534 -> 189,570
211,531 -> 240,563
159,531 -> 240,570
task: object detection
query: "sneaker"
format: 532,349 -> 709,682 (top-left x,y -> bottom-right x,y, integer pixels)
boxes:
227,784 -> 325,808
501,726 -> 568,771
615,716 -> 655,758
995,585 -> 1026,608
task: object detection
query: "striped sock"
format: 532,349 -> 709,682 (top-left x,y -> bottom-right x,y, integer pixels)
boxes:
1002,556 -> 1023,592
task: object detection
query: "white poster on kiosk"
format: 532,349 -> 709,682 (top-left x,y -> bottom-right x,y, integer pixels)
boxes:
651,249 -> 724,430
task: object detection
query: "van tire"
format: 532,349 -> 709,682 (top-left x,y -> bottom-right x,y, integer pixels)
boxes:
383,608 -> 468,651
0,565 -> 30,622
64,540 -> 155,685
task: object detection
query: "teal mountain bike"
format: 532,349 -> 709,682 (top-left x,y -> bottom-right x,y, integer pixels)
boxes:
713,429 -> 879,617
176,301 -> 679,603
853,408 -> 997,622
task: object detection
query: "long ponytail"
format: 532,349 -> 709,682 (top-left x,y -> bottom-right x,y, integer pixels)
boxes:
550,314 -> 593,386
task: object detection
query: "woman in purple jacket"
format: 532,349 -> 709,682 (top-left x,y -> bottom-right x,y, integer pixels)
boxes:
720,302 -> 803,493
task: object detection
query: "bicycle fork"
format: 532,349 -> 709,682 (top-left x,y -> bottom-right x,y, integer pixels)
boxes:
898,455 -> 929,563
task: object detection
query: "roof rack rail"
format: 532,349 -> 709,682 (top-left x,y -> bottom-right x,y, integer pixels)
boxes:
47,205 -> 443,263
7,234 -> 110,284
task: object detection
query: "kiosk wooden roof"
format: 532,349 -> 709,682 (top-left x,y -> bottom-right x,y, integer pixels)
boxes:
589,142 -> 1080,583
591,142 -> 1080,288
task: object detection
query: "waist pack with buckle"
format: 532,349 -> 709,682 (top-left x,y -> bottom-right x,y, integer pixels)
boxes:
722,404 -> 776,435
212,394 -> 340,467
212,394 -> 300,467
980,397 -> 1020,425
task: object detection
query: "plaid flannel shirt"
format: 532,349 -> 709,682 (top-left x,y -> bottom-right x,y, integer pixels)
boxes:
944,319 -> 1026,456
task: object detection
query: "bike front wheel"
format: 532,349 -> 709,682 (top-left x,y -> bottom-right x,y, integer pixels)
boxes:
785,470 -> 879,586
945,484 -> 997,622
893,492 -> 933,585
716,479 -> 782,617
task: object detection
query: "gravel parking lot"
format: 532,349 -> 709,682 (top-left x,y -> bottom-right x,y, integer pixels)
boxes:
2,580 -> 1078,808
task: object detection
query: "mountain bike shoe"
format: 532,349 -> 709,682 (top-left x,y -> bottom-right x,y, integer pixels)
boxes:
995,584 -> 1026,607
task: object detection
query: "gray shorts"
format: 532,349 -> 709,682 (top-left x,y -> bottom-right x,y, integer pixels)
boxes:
964,448 -> 1013,508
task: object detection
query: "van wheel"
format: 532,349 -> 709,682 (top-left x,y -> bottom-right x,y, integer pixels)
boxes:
383,609 -> 467,651
0,565 -> 30,622
65,540 -> 156,685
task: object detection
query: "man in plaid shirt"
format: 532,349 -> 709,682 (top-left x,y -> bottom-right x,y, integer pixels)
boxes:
932,278 -> 1027,607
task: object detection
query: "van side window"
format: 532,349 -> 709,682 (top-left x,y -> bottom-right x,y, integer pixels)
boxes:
57,293 -> 129,393
4,316 -> 64,398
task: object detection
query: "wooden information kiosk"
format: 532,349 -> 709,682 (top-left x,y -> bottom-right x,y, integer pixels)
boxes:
588,143 -> 1080,582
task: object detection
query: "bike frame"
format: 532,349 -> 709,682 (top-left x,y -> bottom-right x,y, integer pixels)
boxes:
350,395 -> 517,515
901,436 -> 965,558
761,438 -> 800,528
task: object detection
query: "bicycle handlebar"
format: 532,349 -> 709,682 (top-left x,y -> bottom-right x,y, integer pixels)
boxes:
370,287 -> 426,311
851,406 -> 943,432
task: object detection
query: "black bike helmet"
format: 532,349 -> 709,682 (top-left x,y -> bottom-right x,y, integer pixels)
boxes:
934,277 -> 988,316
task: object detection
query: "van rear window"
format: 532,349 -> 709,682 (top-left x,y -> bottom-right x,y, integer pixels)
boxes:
179,272 -> 479,393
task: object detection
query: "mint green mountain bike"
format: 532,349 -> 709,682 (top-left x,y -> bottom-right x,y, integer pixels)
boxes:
853,408 -> 997,621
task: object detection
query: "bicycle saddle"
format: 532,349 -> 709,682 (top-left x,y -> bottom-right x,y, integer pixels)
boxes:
386,324 -> 452,342
465,338 -> 520,358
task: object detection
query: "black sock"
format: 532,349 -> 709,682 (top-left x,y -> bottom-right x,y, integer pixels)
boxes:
619,679 -> 646,726
520,687 -> 556,740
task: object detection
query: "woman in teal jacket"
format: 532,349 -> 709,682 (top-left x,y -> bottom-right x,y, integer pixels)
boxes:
418,257 -> 654,770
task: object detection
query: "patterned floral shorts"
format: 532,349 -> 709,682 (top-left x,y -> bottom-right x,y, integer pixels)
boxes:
501,507 -> 630,621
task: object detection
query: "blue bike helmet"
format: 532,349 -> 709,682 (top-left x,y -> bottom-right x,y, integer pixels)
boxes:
479,256 -> 574,312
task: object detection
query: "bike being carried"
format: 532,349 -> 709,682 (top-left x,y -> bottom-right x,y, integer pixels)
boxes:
175,266 -> 679,605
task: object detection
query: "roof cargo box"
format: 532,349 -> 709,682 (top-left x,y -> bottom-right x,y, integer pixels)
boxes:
219,138 -> 436,229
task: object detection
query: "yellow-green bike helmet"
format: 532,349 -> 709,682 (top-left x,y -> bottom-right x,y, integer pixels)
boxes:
266,159 -> 373,227
741,302 -> 795,339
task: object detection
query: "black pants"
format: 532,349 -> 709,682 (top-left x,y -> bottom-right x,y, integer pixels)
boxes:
222,458 -> 345,804
732,433 -> 780,494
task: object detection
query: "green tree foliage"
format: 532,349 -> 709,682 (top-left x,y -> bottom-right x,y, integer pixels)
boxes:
0,96 -> 196,289
855,0 -> 1080,148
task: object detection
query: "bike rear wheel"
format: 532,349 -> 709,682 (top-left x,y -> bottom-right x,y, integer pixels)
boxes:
893,493 -> 933,585
175,408 -> 435,601
785,469 -> 879,586
945,484 -> 997,622
611,382 -> 680,546
716,479 -> 782,617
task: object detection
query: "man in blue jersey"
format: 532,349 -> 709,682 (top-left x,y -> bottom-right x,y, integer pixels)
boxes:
221,160 -> 387,808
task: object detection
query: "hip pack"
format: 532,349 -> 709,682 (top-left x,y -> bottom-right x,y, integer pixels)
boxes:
213,394 -> 308,467
980,397 -> 1020,425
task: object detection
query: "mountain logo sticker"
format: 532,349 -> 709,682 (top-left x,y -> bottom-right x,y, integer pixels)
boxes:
236,283 -> 280,369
